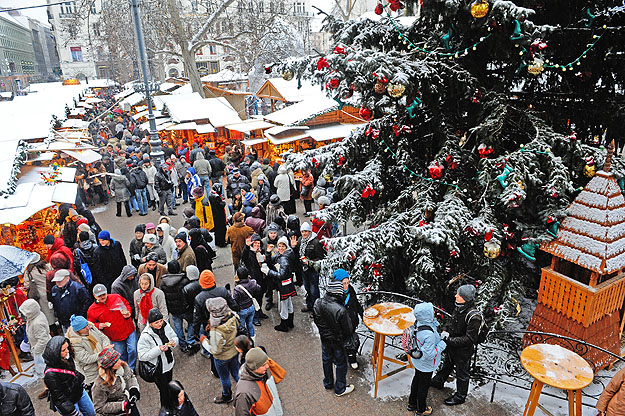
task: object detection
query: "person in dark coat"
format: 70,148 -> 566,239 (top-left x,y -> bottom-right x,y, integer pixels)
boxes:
256,174 -> 271,208
245,206 -> 266,235
73,231 -> 97,290
50,270 -> 92,331
232,266 -> 261,340
155,163 -> 177,216
261,237 -> 297,332
186,216 -> 214,254
160,260 -> 194,352
209,183 -> 227,247
312,280 -> 354,397
331,269 -> 363,369
207,150 -> 226,187
111,265 -> 139,319
240,234 -> 269,325
188,228 -> 213,272
0,381 -> 35,416
159,380 -> 199,416
292,222 -> 325,311
129,224 -> 145,269
431,284 -> 482,406
93,230 -> 127,291
43,336 -> 96,415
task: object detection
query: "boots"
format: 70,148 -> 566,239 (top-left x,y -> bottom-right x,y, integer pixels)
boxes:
274,318 -> 289,332
287,313 -> 294,329
444,379 -> 468,406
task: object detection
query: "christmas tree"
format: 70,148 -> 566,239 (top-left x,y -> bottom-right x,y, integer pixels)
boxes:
278,1 -> 625,325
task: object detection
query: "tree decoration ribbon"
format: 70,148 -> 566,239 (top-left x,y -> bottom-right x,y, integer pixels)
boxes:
546,215 -> 560,237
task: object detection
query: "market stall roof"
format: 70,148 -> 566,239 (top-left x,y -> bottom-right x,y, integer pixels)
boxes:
242,137 -> 268,146
171,83 -> 194,95
153,92 -> 203,111
265,125 -> 308,135
160,82 -> 180,93
201,69 -> 248,83
30,139 -> 96,152
62,149 -> 102,164
86,79 -> 118,88
264,128 -> 311,145
132,109 -> 163,120
308,123 -> 365,142
61,119 -> 90,128
263,95 -> 339,126
0,141 -> 21,194
53,130 -> 91,140
165,96 -> 241,127
69,108 -> 85,116
165,121 -> 216,134
139,118 -> 175,131
225,119 -> 275,133
256,78 -> 322,103
85,97 -> 103,104
114,89 -> 134,100
19,166 -> 77,183
0,180 -> 77,225
120,92 -> 145,107
76,102 -> 93,109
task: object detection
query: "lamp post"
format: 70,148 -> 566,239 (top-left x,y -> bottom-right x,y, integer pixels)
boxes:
130,0 -> 164,166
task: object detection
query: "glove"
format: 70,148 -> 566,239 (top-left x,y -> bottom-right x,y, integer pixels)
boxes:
260,264 -> 269,275
132,254 -> 140,261
129,386 -> 140,401
274,263 -> 280,272
440,331 -> 449,340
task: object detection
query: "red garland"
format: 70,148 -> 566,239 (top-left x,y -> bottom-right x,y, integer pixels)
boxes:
333,46 -> 347,54
478,143 -> 494,158
312,157 -> 320,168
337,155 -> 346,166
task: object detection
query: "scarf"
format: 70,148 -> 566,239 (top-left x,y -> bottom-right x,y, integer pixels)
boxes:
299,233 -> 314,270
139,289 -> 154,324
86,332 -> 99,352
154,325 -> 174,364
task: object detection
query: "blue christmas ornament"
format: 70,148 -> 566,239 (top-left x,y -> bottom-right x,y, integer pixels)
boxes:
510,20 -> 523,41
496,164 -> 515,188
407,98 -> 422,118
442,28 -> 454,51
517,241 -> 537,261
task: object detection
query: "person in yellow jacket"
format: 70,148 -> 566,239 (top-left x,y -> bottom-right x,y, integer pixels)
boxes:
191,186 -> 214,230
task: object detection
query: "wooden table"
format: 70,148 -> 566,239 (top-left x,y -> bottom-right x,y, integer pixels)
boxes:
520,343 -> 593,416
363,302 -> 416,398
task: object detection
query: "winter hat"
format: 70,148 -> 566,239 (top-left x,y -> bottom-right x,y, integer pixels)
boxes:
114,169 -> 121,175
457,284 -> 476,303
206,297 -> 229,327
70,314 -> 89,332
92,283 -> 107,297
251,161 -> 261,170
145,252 -> 159,263
68,208 -> 79,218
244,192 -> 255,203
332,269 -> 349,282
316,177 -> 326,187
98,230 -> 111,240
78,231 -> 90,242
245,348 -> 269,371
251,233 -> 262,243
43,235 -> 55,244
183,207 -> 195,220
231,168 -> 240,174
318,196 -> 331,206
267,222 -> 280,232
148,308 -> 164,323
199,270 -> 215,289
300,222 -> 312,232
258,174 -> 267,182
236,266 -> 249,281
52,269 -> 70,282
191,186 -> 204,199
77,218 -> 89,227
134,224 -> 145,233
145,222 -> 156,231
167,260 -> 181,274
143,154 -> 149,160
143,234 -> 158,245
277,236 -> 289,247
269,194 -> 280,206
78,223 -> 91,234
326,280 -> 344,296
186,265 -> 200,281
175,231 -> 188,242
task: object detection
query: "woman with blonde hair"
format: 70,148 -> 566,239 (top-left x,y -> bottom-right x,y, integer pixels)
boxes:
92,347 -> 140,416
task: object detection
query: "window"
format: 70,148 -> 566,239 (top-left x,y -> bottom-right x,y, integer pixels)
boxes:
60,1 -> 77,16
93,23 -> 100,36
269,1 -> 274,13
258,1 -> 264,12
279,1 -> 285,13
91,2 -> 97,13
70,46 -> 83,62
209,61 -> 219,73
209,44 -> 217,54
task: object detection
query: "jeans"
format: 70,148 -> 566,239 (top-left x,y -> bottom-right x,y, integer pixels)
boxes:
302,268 -> 320,310
214,354 -> 240,398
170,312 -> 194,349
409,370 -> 433,413
199,175 -> 210,194
321,342 -> 348,394
135,188 -> 148,215
112,330 -> 137,370
129,195 -> 139,212
181,182 -> 189,203
238,305 -> 256,338
65,389 -> 95,416
171,185 -> 177,208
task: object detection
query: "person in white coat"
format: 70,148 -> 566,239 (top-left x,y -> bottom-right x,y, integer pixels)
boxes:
273,165 -> 296,215
23,253 -> 55,326
157,223 -> 176,262
137,308 -> 178,408
19,299 -> 51,398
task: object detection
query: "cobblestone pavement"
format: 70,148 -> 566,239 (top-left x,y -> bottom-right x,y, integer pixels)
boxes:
25,199 -> 516,415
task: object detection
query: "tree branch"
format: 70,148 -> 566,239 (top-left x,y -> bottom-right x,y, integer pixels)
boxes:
189,0 -> 238,49
147,49 -> 183,57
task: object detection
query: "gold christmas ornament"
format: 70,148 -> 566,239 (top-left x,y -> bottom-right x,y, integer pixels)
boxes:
527,58 -> 545,75
517,181 -> 525,190
281,70 -> 294,81
484,241 -> 501,258
387,83 -> 406,98
584,164 -> 596,178
470,0 -> 490,18
374,81 -> 386,94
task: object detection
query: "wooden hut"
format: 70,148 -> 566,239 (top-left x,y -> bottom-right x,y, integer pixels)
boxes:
526,141 -> 625,370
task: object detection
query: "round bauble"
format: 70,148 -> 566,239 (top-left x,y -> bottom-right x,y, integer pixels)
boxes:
387,83 -> 406,98
527,58 -> 544,75
281,70 -> 294,81
470,0 -> 489,18
374,81 -> 386,94
484,240 -> 501,258
584,164 -> 596,178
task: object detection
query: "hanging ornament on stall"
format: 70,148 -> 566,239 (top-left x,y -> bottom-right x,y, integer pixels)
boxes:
328,78 -> 340,89
546,215 -> 560,237
374,80 -> 387,94
388,0 -> 403,12
470,0 -> 489,18
374,3 -> 384,14
337,155 -> 346,167
517,239 -> 538,261
478,143 -> 494,158
359,106 -> 373,120
281,70 -> 294,81
311,157 -> 320,168
496,164 -> 515,188
264,65 -> 272,74
584,156 -> 596,177
333,45 -> 347,55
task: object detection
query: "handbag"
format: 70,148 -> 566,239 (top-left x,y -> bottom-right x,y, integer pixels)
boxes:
300,185 -> 311,197
136,333 -> 162,382
76,250 -> 93,285
239,285 -> 260,311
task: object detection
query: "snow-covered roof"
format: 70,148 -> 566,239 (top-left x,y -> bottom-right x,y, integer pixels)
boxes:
153,92 -> 203,111
308,123 -> 366,142
165,96 -> 242,127
201,69 -> 248,84
86,79 -> 118,88
263,95 -> 339,126
542,154 -> 625,274
61,119 -> 90,128
164,121 -> 216,134
159,83 -> 180,92
171,83 -> 193,95
119,92 -> 145,107
114,89 -> 134,100
257,78 -> 323,103
132,109 -> 163,120
225,119 -> 275,133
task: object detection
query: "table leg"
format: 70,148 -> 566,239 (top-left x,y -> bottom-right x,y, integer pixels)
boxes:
374,334 -> 385,399
567,391 -> 575,416
4,329 -> 22,373
523,379 -> 543,416
575,390 -> 582,416
371,333 -> 380,366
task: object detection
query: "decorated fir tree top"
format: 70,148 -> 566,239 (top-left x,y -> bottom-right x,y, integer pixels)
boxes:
542,142 -> 625,275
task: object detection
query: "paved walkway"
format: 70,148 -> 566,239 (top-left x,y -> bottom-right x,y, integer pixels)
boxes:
25,199 -> 516,415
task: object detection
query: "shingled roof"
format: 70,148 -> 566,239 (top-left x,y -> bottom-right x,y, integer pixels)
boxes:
541,142 -> 625,274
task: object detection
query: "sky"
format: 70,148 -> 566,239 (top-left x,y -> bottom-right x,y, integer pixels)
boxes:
0,0 -> 49,25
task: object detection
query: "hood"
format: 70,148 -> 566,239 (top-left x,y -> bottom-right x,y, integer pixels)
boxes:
187,216 -> 201,229
251,161 -> 261,170
251,206 -> 262,218
119,264 -> 137,281
140,273 -> 155,292
50,237 -> 65,253
158,215 -> 171,225
19,299 -> 41,321
195,153 -> 205,160
50,251 -> 71,270
157,223 -> 173,241
43,336 -> 70,367
317,177 -> 326,187
79,239 -> 95,251
413,302 -> 438,328
287,215 -> 300,231
277,165 -> 288,174
162,273 -> 185,287
187,167 -> 197,176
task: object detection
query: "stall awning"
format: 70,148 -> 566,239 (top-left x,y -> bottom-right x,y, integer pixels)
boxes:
62,149 -> 102,164
195,124 -> 216,134
165,121 -> 216,134
139,118 -> 174,131
61,119 -> 90,128
265,131 -> 310,145
114,89 -> 134,100
30,140 -> 96,152
242,137 -> 268,146
19,166 -> 76,183
86,97 -> 103,104
225,120 -> 275,133
132,109 -> 163,120
76,102 -> 93,109
308,123 -> 365,142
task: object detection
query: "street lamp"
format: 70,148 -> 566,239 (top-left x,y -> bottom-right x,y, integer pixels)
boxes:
130,0 -> 164,167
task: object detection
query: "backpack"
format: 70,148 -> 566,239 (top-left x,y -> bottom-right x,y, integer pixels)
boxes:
402,325 -> 433,359
76,249 -> 92,285
466,309 -> 489,344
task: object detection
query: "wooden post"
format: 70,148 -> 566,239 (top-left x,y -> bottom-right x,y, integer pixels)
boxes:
589,272 -> 599,287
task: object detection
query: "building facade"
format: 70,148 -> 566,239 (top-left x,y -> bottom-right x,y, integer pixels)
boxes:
10,13 -> 60,82
0,14 -> 37,92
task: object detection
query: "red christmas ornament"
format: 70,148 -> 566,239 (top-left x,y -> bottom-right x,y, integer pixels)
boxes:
264,65 -> 272,74
484,229 -> 493,241
316,57 -> 329,70
471,89 -> 482,104
337,155 -> 346,166
389,0 -> 402,11
478,143 -> 494,158
371,129 -> 380,139
359,107 -> 373,120
312,157 -> 320,168
450,250 -> 459,258
328,78 -> 340,89
374,3 -> 383,14
418,219 -> 428,227
565,132 -> 577,140
428,161 -> 444,179
530,39 -> 548,51
333,46 -> 347,54
445,154 -> 459,170
392,125 -> 412,136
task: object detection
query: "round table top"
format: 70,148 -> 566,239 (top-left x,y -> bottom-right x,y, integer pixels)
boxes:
520,343 -> 593,390
363,302 -> 415,336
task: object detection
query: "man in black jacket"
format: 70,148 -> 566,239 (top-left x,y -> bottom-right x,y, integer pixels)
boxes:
0,381 -> 35,416
313,279 -> 354,397
292,222 -> 326,313
93,230 -> 127,291
160,260 -> 194,352
130,163 -> 149,216
155,163 -> 176,216
207,150 -> 226,189
431,284 -> 482,406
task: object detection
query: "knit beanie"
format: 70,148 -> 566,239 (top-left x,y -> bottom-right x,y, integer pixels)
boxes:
98,347 -> 121,369
98,230 -> 111,240
186,265 -> 200,281
245,348 -> 269,371
191,186 -> 204,199
76,218 -> 89,227
43,235 -> 55,244
267,222 -> 280,232
143,234 -> 158,245
70,314 -> 88,331
175,231 -> 187,242
326,280 -> 344,296
206,297 -> 229,327
145,252 -> 159,263
135,224 -> 145,233
78,231 -> 90,242
244,192 -> 254,202
199,270 -> 215,289
78,223 -> 91,234
167,260 -> 181,274
145,222 -> 156,231
457,284 -> 476,303
332,269 -> 349,282
277,236 -> 289,247
148,308 -> 164,323
237,266 -> 249,281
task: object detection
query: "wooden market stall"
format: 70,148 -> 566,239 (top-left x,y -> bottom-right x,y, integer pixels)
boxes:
256,77 -> 323,113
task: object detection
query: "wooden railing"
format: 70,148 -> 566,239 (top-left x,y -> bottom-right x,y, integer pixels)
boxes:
538,267 -> 625,327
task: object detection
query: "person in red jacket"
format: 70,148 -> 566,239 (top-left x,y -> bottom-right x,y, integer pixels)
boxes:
44,235 -> 74,270
87,283 -> 137,370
